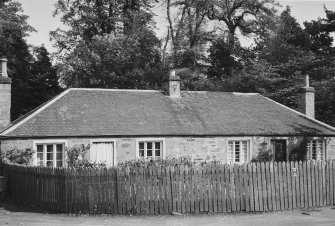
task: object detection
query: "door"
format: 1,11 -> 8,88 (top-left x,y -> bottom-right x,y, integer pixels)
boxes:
271,140 -> 287,162
90,142 -> 115,166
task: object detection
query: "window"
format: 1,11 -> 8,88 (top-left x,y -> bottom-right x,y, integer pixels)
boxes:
307,140 -> 325,161
228,140 -> 249,163
138,141 -> 163,160
90,141 -> 115,166
36,143 -> 64,167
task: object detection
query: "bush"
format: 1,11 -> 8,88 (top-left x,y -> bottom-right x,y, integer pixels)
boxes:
66,144 -> 107,168
289,137 -> 308,161
117,157 -> 221,168
0,148 -> 33,165
251,149 -> 273,163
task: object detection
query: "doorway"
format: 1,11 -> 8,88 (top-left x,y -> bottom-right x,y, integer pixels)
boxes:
271,140 -> 287,162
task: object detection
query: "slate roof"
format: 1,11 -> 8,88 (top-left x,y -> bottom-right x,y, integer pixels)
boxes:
1,88 -> 335,138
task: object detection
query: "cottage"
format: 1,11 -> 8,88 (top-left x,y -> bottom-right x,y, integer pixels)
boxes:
1,58 -> 335,167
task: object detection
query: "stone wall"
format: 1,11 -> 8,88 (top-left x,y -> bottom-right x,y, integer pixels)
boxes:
1,136 -> 334,165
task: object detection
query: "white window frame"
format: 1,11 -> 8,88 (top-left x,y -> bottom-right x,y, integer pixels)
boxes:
136,138 -> 165,160
227,138 -> 251,163
33,139 -> 68,167
89,138 -> 117,166
307,139 -> 326,161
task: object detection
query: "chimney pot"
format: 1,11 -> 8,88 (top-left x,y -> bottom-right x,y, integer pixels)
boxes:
304,75 -> 309,87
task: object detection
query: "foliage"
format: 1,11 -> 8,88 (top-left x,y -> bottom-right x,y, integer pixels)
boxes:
251,142 -> 273,163
205,0 -> 279,77
66,144 -> 107,168
117,157 -> 222,168
0,148 -> 33,165
52,0 -> 163,89
0,1 -> 62,120
57,32 -> 163,88
163,0 -> 212,69
289,138 -> 308,161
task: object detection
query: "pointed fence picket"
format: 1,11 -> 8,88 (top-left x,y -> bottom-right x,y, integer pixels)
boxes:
2,160 -> 335,215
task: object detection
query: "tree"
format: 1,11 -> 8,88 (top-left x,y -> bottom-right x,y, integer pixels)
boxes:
0,1 -> 62,120
304,6 -> 335,53
0,0 -> 35,119
51,0 -> 157,53
164,0 -> 211,68
205,0 -> 279,77
52,0 -> 163,89
58,32 -> 163,89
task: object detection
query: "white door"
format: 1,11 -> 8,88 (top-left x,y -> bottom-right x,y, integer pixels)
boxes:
90,142 -> 115,167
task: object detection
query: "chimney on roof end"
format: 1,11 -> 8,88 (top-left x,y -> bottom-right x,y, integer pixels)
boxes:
0,58 -> 12,130
297,75 -> 315,118
0,58 -> 8,78
166,70 -> 181,98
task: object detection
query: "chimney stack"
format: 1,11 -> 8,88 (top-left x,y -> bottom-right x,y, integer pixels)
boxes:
297,75 -> 315,118
167,70 -> 181,98
0,58 -> 11,130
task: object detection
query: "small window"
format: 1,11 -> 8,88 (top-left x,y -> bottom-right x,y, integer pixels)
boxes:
138,141 -> 163,160
35,143 -> 65,167
307,140 -> 325,161
228,140 -> 249,163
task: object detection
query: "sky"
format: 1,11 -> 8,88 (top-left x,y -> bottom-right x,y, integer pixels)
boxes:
18,0 -> 335,53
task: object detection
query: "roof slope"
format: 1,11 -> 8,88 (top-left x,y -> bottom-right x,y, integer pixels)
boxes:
1,88 -> 335,137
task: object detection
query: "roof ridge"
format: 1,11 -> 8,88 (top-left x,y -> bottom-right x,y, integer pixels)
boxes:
260,94 -> 335,133
69,88 -> 161,92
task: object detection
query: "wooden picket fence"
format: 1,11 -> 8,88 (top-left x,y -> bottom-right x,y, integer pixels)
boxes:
3,160 -> 335,214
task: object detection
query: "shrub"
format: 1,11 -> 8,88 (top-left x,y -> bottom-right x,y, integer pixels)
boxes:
66,144 -> 107,168
289,137 -> 308,161
0,148 -> 33,165
117,157 -> 221,168
251,149 -> 274,163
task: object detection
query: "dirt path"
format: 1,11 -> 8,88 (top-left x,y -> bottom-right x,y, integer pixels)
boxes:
1,202 -> 335,226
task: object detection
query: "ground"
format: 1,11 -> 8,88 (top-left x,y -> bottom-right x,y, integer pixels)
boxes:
1,201 -> 335,226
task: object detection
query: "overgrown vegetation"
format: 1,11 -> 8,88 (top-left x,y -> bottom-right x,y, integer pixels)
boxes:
251,142 -> 274,162
116,157 -> 219,168
66,144 -> 107,168
289,138 -> 308,161
0,148 -> 33,165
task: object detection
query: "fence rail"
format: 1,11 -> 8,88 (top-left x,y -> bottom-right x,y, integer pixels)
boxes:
3,160 -> 335,214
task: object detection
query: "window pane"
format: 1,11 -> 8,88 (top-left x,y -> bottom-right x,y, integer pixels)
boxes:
155,149 -> 160,157
56,144 -> 63,161
235,142 -> 240,162
37,152 -> 43,161
37,145 -> 43,153
317,141 -> 323,160
56,144 -> 63,153
155,142 -> 160,149
241,141 -> 248,163
46,161 -> 53,167
139,149 -> 144,157
56,152 -> 63,160
147,142 -> 152,150
228,141 -> 233,162
307,142 -> 311,160
312,140 -> 317,160
47,152 -> 53,161
147,149 -> 152,157
139,142 -> 144,149
37,144 -> 44,166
